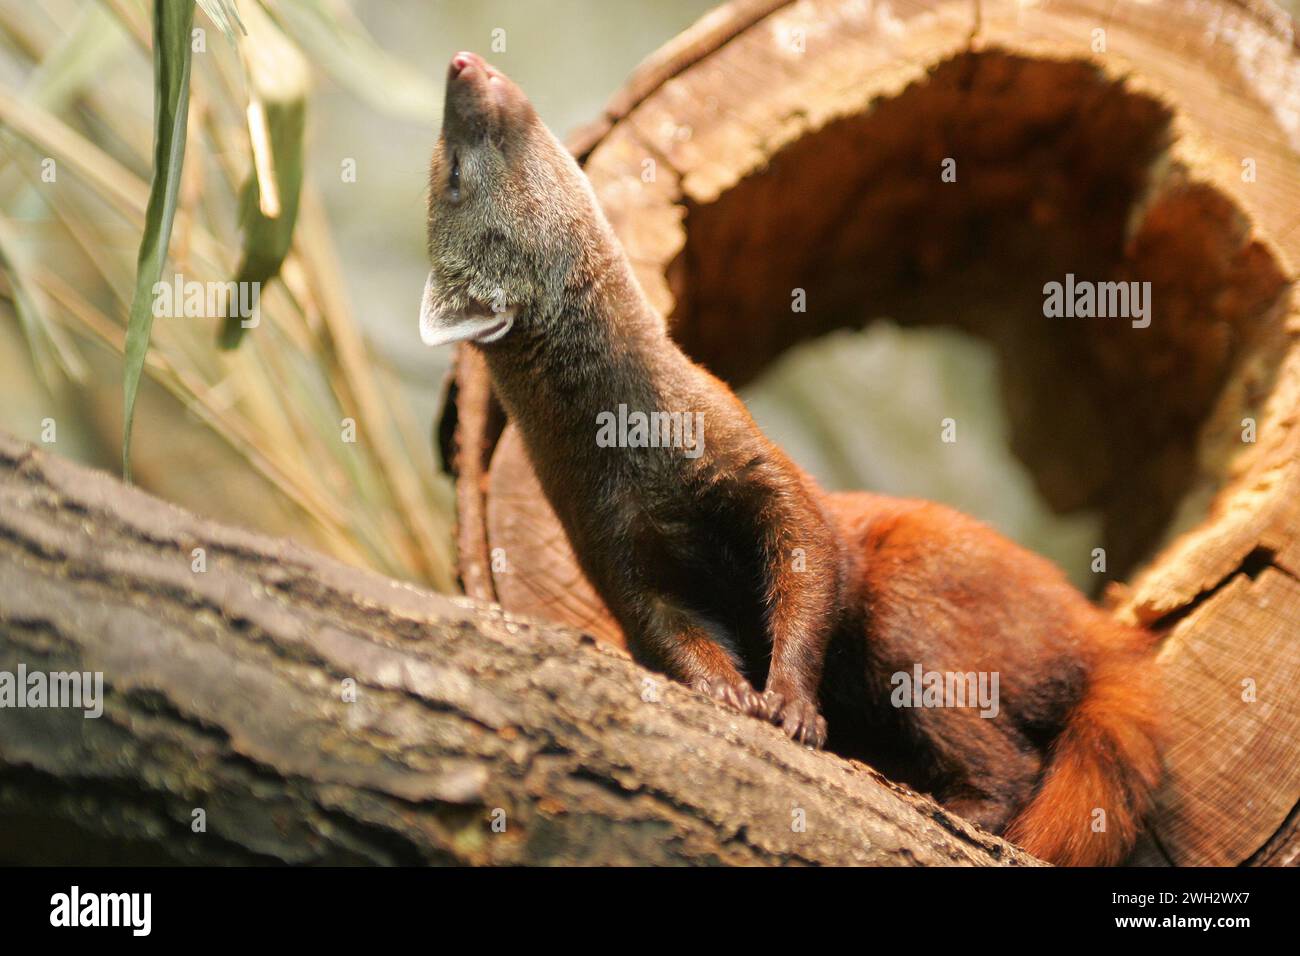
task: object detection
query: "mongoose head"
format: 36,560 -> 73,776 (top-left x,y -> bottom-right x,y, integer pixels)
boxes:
420,52 -> 607,348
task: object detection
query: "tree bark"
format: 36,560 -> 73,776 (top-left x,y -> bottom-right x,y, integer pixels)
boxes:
0,433 -> 1036,865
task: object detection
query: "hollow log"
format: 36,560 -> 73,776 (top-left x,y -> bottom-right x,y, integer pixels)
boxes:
0,433 -> 1036,865
441,0 -> 1300,866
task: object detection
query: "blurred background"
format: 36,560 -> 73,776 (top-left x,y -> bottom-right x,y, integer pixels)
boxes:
9,0 -> 1289,593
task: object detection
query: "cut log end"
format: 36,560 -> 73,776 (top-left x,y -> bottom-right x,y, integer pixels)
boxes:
444,0 -> 1300,866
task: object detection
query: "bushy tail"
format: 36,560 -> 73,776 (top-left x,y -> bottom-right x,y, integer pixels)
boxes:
1006,646 -> 1163,866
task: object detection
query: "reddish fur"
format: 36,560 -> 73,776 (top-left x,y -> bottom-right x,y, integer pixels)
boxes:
1003,646 -> 1164,865
824,492 -> 1163,865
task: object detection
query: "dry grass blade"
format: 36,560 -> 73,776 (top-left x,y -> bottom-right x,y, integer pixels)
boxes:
195,0 -> 247,40
262,0 -> 440,122
0,214 -> 86,385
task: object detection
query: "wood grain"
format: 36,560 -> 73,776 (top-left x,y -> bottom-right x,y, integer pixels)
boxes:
446,0 -> 1300,865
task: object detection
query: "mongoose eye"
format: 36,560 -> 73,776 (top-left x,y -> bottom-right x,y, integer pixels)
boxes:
449,155 -> 461,202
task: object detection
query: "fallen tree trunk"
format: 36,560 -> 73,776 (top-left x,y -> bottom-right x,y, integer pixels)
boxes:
0,433 -> 1035,865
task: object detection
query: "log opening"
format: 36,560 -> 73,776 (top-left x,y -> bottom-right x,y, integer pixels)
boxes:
668,50 -> 1292,588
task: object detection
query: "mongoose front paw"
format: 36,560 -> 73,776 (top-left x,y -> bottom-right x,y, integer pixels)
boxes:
693,678 -> 764,718
694,681 -> 827,747
759,691 -> 827,749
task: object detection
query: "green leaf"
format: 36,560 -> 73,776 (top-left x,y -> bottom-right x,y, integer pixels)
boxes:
220,0 -> 308,349
121,0 -> 196,481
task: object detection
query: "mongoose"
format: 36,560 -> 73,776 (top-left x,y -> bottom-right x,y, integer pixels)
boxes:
420,52 -> 1162,866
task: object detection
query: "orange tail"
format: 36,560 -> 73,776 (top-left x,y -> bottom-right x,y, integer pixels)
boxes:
1005,647 -> 1163,866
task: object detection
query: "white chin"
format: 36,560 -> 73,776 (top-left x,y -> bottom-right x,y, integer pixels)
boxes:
420,307 -> 516,347
418,270 -> 516,347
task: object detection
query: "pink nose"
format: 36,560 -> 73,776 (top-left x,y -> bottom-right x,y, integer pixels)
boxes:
450,51 -> 482,77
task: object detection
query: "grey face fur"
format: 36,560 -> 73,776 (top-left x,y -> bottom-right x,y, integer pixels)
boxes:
420,52 -> 606,349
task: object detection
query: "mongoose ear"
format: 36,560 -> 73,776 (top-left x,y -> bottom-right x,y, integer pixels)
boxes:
419,271 -> 515,346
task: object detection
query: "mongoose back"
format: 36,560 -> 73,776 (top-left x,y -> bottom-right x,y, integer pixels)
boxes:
420,52 -> 1162,866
